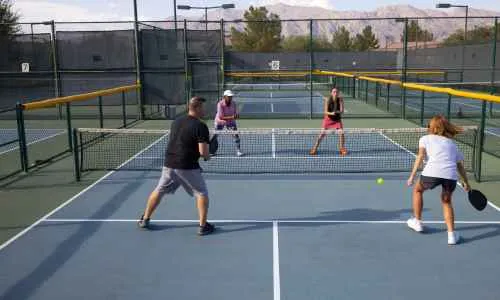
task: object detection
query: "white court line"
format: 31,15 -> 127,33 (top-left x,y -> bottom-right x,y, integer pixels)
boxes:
273,221 -> 281,300
485,129 -> 500,138
272,128 -> 276,158
488,201 -> 500,212
42,219 -> 500,224
0,130 -> 66,155
0,133 -> 168,252
377,132 -> 417,158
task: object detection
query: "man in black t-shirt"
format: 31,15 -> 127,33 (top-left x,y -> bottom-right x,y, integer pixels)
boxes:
138,96 -> 215,236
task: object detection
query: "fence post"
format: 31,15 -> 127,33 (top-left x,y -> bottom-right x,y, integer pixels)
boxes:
122,91 -> 127,128
15,103 -> 28,172
184,19 -> 190,113
49,20 -> 62,119
72,128 -> 80,181
133,0 -> 145,120
220,19 -> 225,99
401,18 -> 408,120
98,96 -> 104,128
420,90 -> 425,127
309,19 -> 313,119
66,102 -> 73,151
490,17 -> 498,115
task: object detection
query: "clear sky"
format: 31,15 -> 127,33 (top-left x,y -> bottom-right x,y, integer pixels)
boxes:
11,0 -> 500,22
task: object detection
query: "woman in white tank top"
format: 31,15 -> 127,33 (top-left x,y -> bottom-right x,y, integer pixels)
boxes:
406,115 -> 471,245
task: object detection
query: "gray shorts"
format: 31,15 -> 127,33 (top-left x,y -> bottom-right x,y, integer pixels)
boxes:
154,167 -> 208,197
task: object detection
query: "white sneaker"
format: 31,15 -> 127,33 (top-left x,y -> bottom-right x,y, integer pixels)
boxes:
448,232 -> 461,245
407,217 -> 424,233
236,151 -> 244,157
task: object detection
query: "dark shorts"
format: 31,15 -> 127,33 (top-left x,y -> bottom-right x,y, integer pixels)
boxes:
215,121 -> 237,131
419,175 -> 457,193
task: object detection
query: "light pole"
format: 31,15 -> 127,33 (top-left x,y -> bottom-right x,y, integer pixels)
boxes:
436,3 -> 469,81
177,3 -> 235,31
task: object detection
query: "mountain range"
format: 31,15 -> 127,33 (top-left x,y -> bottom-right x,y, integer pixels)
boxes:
172,4 -> 500,45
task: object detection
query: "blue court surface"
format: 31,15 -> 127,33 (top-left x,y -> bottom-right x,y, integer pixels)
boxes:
0,128 -> 66,155
234,90 -> 325,115
1,168 -> 500,299
386,93 -> 500,117
486,127 -> 500,137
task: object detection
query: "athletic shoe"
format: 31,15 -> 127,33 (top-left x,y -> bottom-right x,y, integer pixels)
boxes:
138,215 -> 151,229
448,232 -> 461,245
407,217 -> 424,232
198,222 -> 216,236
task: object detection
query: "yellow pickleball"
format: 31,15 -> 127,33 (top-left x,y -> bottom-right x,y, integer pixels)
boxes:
376,178 -> 384,185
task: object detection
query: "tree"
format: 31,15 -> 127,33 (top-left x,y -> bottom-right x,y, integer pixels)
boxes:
401,20 -> 434,42
0,0 -> 20,39
331,26 -> 352,51
352,25 -> 380,51
441,25 -> 500,46
281,35 -> 332,52
229,6 -> 282,52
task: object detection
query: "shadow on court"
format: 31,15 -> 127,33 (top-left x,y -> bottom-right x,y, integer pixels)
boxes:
0,171 -> 149,300
421,223 -> 500,244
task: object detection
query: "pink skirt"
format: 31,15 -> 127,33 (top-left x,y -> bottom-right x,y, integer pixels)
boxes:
322,117 -> 343,130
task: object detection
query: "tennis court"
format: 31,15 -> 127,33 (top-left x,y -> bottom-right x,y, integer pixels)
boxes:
0,128 -> 66,155
1,127 -> 500,299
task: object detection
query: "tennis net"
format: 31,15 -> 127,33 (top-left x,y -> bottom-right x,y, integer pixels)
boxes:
73,127 -> 478,179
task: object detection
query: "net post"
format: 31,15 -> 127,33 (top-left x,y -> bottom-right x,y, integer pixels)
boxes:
66,102 -> 73,151
375,82 -> 379,106
420,90 -> 425,127
98,96 -> 104,128
72,128 -> 80,182
121,91 -> 127,128
15,103 -> 28,173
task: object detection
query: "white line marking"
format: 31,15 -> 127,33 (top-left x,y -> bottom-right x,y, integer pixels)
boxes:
0,133 -> 168,252
42,219 -> 500,224
376,132 -> 416,158
487,201 -> 500,212
272,128 -> 276,158
485,129 -> 500,138
0,130 -> 66,155
273,221 -> 281,300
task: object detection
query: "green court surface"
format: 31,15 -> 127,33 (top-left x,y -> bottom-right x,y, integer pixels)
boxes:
1,117 -> 500,248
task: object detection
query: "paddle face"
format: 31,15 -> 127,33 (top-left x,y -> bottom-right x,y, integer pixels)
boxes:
468,189 -> 488,211
209,135 -> 218,155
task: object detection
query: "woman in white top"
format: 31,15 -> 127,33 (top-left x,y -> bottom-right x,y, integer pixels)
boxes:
407,115 -> 471,245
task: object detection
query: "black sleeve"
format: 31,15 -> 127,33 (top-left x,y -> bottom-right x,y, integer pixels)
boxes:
196,122 -> 210,144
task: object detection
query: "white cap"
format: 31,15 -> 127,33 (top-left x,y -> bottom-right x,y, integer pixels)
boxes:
223,90 -> 234,97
